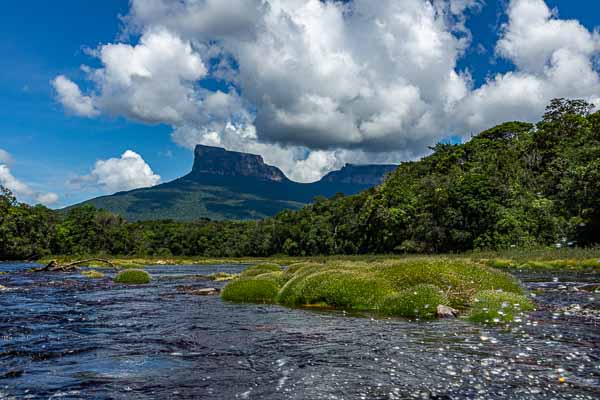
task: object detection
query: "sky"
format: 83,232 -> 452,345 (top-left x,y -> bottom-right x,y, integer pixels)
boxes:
1,0 -> 599,208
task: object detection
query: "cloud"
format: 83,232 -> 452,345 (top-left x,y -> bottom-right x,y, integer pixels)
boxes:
53,0 -> 600,182
455,0 -> 600,132
0,164 -> 59,206
71,150 -> 161,193
52,75 -> 99,117
36,192 -> 59,206
0,148 -> 13,165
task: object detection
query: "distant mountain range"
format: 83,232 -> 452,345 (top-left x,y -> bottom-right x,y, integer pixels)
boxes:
72,145 -> 397,221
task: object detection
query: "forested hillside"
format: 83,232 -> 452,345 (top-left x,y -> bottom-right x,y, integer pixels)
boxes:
1,99 -> 598,259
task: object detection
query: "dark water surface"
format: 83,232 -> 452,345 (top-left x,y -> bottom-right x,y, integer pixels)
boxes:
0,263 -> 599,399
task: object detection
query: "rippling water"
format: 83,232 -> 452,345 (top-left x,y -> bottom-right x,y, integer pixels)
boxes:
0,262 -> 599,399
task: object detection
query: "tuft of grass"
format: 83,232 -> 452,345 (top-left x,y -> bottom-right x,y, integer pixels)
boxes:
81,270 -> 104,279
209,272 -> 239,282
381,284 -> 448,319
279,270 -> 396,310
114,269 -> 151,285
221,277 -> 279,303
468,290 -> 534,324
240,263 -> 281,277
375,259 -> 524,307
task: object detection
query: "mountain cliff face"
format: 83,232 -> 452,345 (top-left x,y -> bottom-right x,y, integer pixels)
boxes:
74,145 -> 398,221
320,164 -> 397,185
191,145 -> 288,182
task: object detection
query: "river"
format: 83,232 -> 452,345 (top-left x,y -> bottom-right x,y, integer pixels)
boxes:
0,262 -> 598,399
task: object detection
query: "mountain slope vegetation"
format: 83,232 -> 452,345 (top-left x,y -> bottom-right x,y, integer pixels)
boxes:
1,99 -> 598,259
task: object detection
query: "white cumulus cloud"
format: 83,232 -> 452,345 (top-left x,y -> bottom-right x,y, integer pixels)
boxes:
72,150 -> 161,193
0,148 -> 13,165
51,75 -> 99,117
52,0 -> 600,182
0,163 -> 59,206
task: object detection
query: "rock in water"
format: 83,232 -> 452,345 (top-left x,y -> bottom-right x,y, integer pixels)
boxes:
437,305 -> 459,318
177,286 -> 220,296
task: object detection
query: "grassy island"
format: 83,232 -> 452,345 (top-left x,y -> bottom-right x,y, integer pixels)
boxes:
221,259 -> 534,323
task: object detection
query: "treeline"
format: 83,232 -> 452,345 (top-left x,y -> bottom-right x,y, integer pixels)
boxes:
1,99 -> 598,259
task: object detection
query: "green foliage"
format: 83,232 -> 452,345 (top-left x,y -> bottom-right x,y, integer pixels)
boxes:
469,290 -> 534,324
1,99 -> 600,260
381,284 -> 449,319
221,277 -> 279,303
240,263 -> 281,277
113,269 -> 151,284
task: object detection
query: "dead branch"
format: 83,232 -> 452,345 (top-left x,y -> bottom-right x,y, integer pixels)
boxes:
32,258 -> 116,273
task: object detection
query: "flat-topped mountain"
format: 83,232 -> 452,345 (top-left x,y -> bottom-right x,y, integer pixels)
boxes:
73,145 -> 397,221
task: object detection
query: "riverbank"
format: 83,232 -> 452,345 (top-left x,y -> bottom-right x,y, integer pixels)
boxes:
35,247 -> 600,272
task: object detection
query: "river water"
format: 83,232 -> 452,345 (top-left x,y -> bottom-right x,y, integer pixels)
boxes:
0,262 -> 598,399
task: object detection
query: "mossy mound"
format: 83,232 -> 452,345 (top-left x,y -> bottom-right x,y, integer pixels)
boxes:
221,277 -> 279,303
113,269 -> 151,285
381,284 -> 449,319
469,290 -> 534,324
240,263 -> 281,278
82,270 -> 104,279
222,258 -> 532,323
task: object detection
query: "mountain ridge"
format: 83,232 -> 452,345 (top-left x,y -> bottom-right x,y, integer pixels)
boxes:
71,144 -> 398,221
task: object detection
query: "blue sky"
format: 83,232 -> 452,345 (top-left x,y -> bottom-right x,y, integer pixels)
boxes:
1,0 -> 599,207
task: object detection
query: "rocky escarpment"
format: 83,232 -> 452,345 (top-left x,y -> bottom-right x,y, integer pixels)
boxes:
191,145 -> 288,182
320,164 -> 397,185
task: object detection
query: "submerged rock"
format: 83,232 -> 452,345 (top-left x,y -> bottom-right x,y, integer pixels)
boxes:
177,286 -> 220,296
436,305 -> 459,318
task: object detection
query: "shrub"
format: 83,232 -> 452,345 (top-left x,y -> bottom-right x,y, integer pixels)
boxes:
82,270 -> 104,279
114,269 -> 151,284
240,263 -> 281,277
381,284 -> 449,319
469,290 -> 534,324
221,278 -> 279,303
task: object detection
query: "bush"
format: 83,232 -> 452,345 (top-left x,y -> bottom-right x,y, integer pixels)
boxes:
114,269 -> 151,284
381,284 -> 448,319
240,263 -> 281,277
469,290 -> 534,324
221,278 -> 279,303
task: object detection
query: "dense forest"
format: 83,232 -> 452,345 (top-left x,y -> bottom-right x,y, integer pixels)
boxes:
1,99 -> 599,259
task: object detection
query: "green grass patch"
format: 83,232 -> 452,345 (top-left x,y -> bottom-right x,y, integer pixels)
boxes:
469,290 -> 535,324
81,270 -> 104,279
222,258 -> 532,323
113,269 -> 151,284
240,263 -> 281,277
221,277 -> 279,303
209,272 -> 239,282
381,284 -> 448,319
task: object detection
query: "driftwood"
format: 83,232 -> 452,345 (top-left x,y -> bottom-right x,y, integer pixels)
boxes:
33,259 -> 116,273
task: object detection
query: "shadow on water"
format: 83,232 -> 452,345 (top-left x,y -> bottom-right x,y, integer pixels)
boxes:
0,262 -> 598,399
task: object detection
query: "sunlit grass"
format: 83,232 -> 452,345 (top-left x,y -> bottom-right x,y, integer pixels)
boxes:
221,277 -> 279,303
113,269 -> 151,284
381,284 -> 449,319
468,290 -> 535,324
222,259 -> 533,322
81,270 -> 104,279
